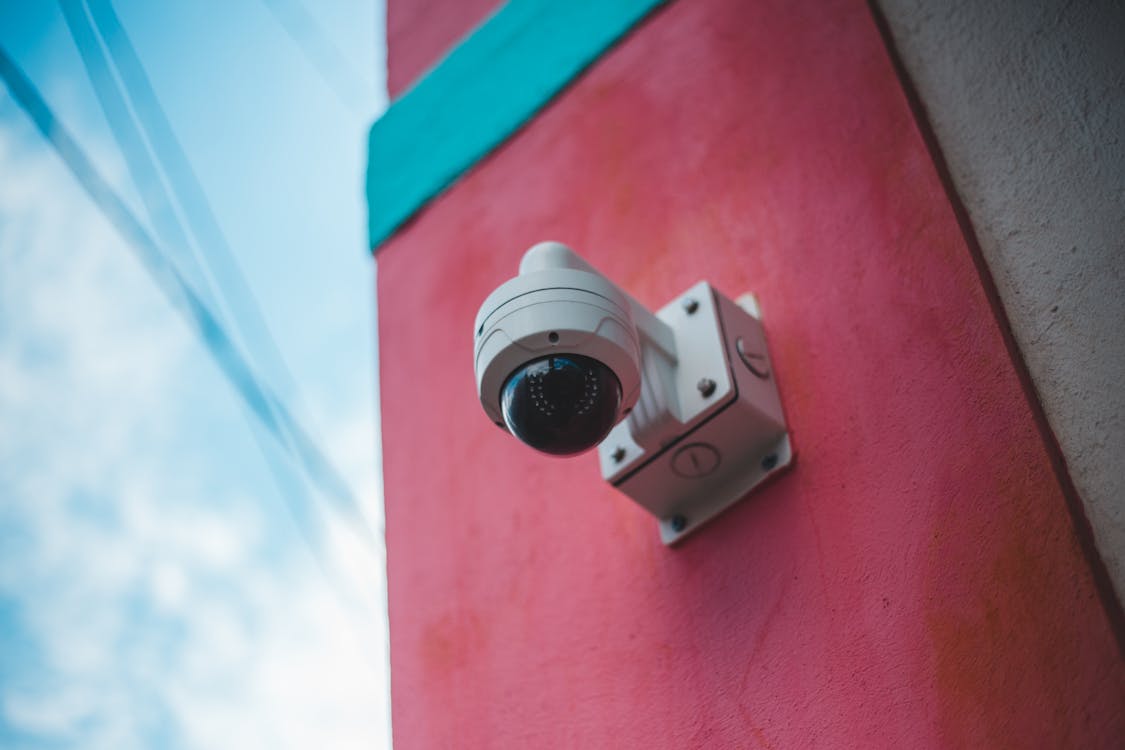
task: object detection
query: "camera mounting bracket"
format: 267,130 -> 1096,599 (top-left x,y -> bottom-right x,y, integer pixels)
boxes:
596,285 -> 792,545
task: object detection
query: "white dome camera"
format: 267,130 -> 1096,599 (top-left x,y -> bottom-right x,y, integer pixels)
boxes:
474,242 -> 792,544
474,241 -> 644,455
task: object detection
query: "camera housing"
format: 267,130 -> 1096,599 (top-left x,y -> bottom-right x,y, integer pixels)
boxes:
474,242 -> 643,454
474,242 -> 792,544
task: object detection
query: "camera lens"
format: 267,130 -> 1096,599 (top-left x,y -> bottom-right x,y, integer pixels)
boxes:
500,354 -> 622,456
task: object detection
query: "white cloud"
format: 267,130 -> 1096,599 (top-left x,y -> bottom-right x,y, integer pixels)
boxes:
0,106 -> 389,749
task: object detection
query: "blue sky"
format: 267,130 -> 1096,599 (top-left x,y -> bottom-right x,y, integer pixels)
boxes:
0,1 -> 390,747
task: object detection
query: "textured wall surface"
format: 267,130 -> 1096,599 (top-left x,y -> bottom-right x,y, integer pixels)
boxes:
369,0 -> 670,246
375,0 -> 1125,746
877,0 -> 1125,601
385,0 -> 498,97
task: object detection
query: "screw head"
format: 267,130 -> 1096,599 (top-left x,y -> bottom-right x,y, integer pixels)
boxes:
670,514 -> 688,532
761,453 -> 779,471
612,446 -> 627,463
682,298 -> 699,314
697,377 -> 717,397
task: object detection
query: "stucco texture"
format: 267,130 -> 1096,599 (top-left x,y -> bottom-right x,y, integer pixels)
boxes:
375,0 -> 1125,746
877,0 -> 1125,602
385,0 -> 498,97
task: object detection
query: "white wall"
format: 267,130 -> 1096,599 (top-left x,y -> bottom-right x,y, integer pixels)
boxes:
876,0 -> 1125,601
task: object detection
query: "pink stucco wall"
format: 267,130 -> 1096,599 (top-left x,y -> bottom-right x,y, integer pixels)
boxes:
385,0 -> 499,97
376,0 -> 1125,746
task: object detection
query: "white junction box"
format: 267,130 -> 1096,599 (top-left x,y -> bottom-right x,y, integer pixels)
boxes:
597,284 -> 792,545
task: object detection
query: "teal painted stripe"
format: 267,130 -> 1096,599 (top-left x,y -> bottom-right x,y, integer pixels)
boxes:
366,0 -> 668,250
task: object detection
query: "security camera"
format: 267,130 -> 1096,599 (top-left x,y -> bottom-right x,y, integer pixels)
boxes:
473,241 -> 642,455
474,242 -> 791,544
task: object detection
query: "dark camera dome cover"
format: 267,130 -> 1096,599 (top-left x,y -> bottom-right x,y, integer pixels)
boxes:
500,354 -> 622,456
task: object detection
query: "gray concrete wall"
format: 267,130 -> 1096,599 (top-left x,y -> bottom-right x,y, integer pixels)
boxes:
875,0 -> 1125,601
